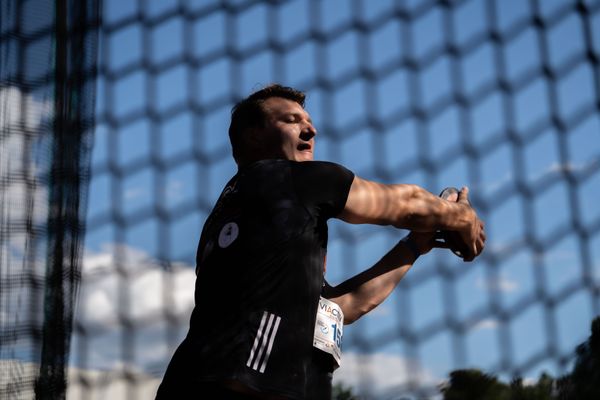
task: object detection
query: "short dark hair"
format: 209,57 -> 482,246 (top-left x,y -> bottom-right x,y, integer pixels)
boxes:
228,84 -> 306,164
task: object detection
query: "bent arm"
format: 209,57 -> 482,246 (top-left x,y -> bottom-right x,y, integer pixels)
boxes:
338,177 -> 486,260
338,176 -> 474,232
326,184 -> 484,324
324,235 -> 424,324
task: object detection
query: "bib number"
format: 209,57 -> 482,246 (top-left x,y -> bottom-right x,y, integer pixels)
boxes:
313,297 -> 344,367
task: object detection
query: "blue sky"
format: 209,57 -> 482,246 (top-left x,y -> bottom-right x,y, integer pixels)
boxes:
77,0 -> 600,397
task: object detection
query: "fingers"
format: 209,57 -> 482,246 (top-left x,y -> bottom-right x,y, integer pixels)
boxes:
438,185 -> 486,262
458,186 -> 470,205
459,216 -> 485,262
478,221 -> 486,254
457,186 -> 486,261
470,219 -> 486,261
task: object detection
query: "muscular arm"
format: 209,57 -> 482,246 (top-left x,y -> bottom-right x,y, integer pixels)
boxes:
338,177 -> 484,259
327,187 -> 483,324
339,177 -> 470,231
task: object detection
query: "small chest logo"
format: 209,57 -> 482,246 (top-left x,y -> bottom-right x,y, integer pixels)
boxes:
218,222 -> 239,248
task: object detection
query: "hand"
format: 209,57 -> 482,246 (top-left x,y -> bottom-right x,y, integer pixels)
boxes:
405,230 -> 439,256
405,189 -> 461,256
456,187 -> 486,261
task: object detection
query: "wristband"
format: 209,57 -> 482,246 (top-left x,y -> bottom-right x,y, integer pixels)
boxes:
401,235 -> 420,260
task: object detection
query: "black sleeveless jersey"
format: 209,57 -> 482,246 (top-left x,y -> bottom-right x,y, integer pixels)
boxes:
158,159 -> 354,399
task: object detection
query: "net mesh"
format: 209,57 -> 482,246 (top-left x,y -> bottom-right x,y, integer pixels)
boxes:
28,0 -> 600,398
0,0 -> 100,399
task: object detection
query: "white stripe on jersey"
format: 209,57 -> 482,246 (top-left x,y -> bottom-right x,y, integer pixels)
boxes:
259,315 -> 281,373
252,313 -> 275,371
246,311 -> 281,373
246,311 -> 268,368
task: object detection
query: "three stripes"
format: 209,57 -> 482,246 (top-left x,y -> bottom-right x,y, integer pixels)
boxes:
246,311 -> 281,373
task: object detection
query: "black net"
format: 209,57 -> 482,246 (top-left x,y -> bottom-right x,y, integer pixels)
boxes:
70,0 -> 599,399
0,0 -> 100,399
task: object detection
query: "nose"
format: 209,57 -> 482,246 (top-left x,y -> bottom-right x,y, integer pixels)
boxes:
300,123 -> 316,141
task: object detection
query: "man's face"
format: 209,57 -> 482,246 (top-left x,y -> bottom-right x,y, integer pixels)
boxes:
258,97 -> 317,162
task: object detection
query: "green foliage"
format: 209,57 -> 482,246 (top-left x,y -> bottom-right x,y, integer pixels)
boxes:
509,374 -> 555,400
331,317 -> 600,400
556,317 -> 600,400
440,369 -> 511,400
332,382 -> 358,400
439,369 -> 555,400
440,316 -> 600,400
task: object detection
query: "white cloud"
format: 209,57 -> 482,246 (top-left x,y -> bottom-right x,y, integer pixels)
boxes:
77,243 -> 196,328
474,318 -> 499,331
480,172 -> 513,194
0,86 -> 51,131
0,360 -> 37,399
334,352 -> 441,399
67,364 -> 162,400
476,274 -> 519,293
0,86 -> 51,229
524,159 -> 599,184
0,86 -> 52,353
72,244 -> 196,372
548,160 -> 598,175
0,359 -> 162,400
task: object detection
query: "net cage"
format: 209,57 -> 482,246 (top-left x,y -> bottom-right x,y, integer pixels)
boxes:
3,0 -> 600,399
1,0 -> 100,399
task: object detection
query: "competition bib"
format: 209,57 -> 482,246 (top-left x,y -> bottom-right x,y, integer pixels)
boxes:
313,297 -> 343,367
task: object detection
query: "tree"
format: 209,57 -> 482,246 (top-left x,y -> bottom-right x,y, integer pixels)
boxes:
440,369 -> 510,400
332,382 -> 358,400
439,316 -> 600,400
557,316 -> 600,400
440,369 -> 557,400
510,373 -> 555,400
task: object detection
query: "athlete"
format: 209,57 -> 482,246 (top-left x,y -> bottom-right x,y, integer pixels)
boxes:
156,84 -> 485,399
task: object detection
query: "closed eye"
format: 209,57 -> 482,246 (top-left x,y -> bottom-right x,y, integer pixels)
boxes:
284,114 -> 299,123
282,112 -> 313,127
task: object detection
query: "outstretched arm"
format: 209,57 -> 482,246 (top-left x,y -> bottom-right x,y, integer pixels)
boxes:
338,178 -> 485,260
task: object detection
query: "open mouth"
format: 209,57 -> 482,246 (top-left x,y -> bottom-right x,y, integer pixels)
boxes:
297,143 -> 312,152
